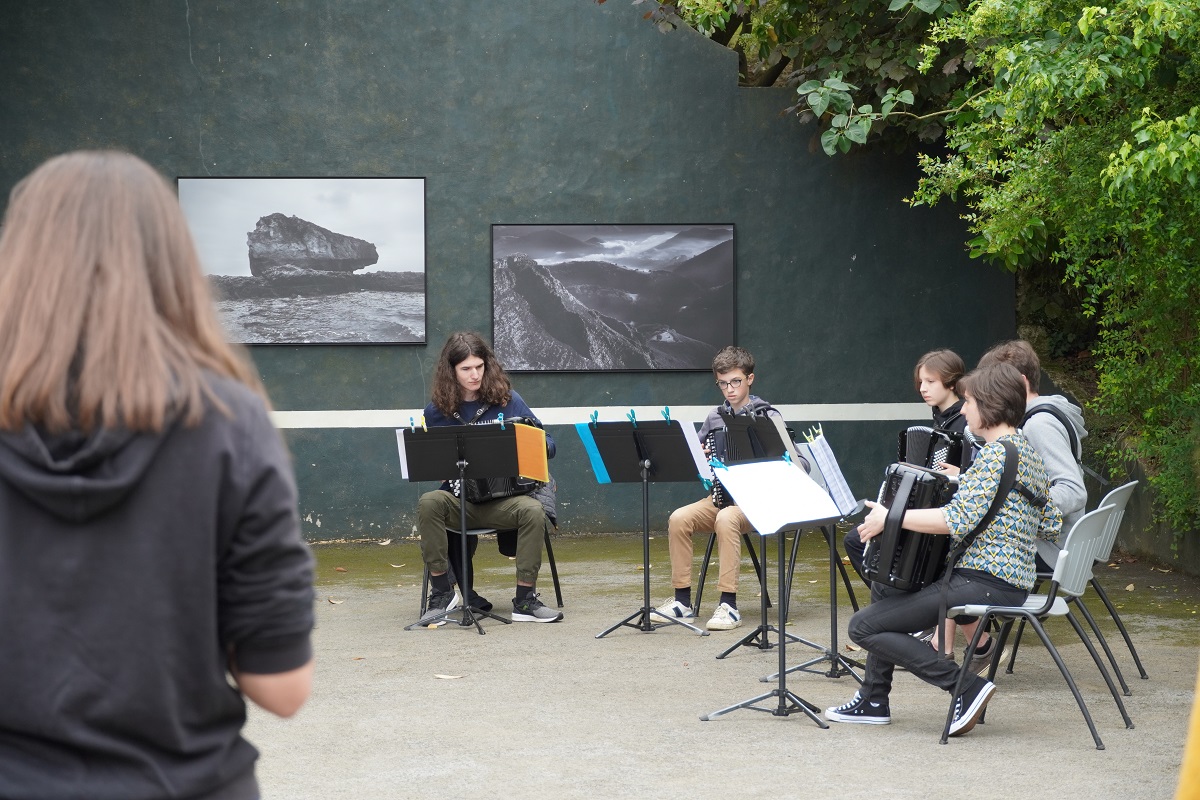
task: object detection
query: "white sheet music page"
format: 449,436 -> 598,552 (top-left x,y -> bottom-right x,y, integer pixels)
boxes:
684,422 -> 710,477
395,429 -> 409,480
716,459 -> 840,534
807,434 -> 858,516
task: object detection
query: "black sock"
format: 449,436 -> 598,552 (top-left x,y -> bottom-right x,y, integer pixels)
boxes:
516,584 -> 534,602
674,587 -> 692,607
719,592 -> 737,610
430,573 -> 452,593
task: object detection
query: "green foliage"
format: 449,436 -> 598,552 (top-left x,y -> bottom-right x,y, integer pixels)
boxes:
905,0 -> 1200,534
638,0 -> 975,150
645,0 -> 1200,535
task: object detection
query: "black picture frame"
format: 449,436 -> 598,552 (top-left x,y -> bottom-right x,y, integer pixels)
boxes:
177,177 -> 426,345
491,223 -> 736,371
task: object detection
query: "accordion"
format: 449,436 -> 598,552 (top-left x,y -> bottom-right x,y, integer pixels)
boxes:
450,416 -> 543,504
705,429 -> 733,508
898,425 -> 969,470
862,463 -> 955,591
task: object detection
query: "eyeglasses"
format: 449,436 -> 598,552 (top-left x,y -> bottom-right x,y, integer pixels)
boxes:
715,378 -> 744,390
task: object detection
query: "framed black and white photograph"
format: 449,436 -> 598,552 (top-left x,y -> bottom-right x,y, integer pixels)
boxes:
177,177 -> 426,344
491,224 -> 735,371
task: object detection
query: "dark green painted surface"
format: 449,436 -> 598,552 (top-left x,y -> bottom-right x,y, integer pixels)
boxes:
1,1 -> 1015,539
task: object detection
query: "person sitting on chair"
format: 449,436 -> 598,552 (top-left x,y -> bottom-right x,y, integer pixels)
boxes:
415,331 -> 562,625
651,345 -> 781,632
844,348 -> 969,584
825,363 -> 1061,736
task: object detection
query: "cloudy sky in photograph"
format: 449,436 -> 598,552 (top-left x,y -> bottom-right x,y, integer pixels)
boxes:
177,177 -> 425,276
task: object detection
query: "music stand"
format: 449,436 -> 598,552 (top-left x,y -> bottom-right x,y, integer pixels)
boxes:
578,419 -> 710,638
698,457 -> 841,727
399,423 -> 538,634
708,414 -> 803,659
762,439 -> 865,683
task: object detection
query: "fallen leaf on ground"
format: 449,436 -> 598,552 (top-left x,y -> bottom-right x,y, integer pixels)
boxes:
334,567 -> 347,572
389,563 -> 405,568
352,657 -> 365,661
327,597 -> 345,604
377,539 -> 392,546
844,643 -> 861,651
434,674 -> 464,680
808,580 -> 818,584
1125,584 -> 1136,591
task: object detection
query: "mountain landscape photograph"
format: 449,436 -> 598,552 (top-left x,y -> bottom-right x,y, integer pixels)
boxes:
491,224 -> 735,370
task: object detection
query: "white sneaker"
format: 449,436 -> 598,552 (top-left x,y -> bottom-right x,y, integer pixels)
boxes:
706,602 -> 742,631
650,599 -> 695,623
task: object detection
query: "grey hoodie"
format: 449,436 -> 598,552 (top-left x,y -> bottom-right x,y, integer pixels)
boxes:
1022,394 -> 1089,531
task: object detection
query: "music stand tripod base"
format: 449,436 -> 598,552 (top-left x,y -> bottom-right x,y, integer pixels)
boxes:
596,608 -> 708,638
701,524 -> 829,729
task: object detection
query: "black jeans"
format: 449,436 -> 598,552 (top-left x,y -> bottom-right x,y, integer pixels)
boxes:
847,569 -> 1027,706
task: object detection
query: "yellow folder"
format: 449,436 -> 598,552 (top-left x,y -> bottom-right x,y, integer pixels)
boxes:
513,423 -> 550,482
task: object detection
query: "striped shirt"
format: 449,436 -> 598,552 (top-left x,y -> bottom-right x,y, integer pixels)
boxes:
942,433 -> 1062,590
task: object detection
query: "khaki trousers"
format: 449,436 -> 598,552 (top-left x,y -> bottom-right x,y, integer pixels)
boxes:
668,496 -> 753,594
418,489 -> 544,585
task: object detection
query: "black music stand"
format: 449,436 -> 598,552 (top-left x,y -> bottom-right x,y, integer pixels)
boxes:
583,420 -> 709,638
710,414 -> 801,660
400,423 -> 535,634
763,441 -> 865,683
701,519 -> 835,727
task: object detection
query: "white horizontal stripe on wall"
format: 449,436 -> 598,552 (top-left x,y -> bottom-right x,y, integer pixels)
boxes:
270,403 -> 929,429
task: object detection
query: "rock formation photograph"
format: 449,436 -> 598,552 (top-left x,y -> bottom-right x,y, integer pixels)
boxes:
491,224 -> 734,370
178,177 -> 425,344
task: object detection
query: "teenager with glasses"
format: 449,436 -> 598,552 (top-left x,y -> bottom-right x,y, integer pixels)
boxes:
651,345 -> 781,631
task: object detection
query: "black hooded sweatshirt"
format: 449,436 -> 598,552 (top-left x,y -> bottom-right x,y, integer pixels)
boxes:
0,376 -> 314,800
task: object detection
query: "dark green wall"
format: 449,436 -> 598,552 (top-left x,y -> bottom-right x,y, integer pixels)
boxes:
0,1 -> 1015,539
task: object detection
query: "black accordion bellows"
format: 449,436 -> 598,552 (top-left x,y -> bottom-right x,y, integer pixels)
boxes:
861,463 -> 956,591
898,425 -> 968,470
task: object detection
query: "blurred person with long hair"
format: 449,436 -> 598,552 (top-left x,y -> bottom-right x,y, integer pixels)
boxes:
0,151 -> 314,800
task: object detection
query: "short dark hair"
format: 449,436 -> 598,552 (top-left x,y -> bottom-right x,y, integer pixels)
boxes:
912,349 -> 965,393
712,345 -> 754,376
977,339 -> 1040,390
958,363 -> 1027,429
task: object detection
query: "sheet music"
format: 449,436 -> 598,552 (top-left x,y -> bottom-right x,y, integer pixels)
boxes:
395,428 -> 409,480
806,434 -> 858,516
715,459 -> 841,533
684,422 -> 710,477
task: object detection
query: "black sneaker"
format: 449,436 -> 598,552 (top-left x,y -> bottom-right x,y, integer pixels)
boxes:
949,678 -> 996,736
825,692 -> 890,725
511,593 -> 563,623
417,588 -> 461,627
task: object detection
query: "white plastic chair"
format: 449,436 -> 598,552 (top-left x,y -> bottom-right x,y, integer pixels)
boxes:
940,505 -> 1134,750
1013,480 -> 1145,693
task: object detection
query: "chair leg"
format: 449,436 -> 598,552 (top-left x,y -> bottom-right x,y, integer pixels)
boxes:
694,532 -> 717,614
420,566 -> 430,616
1025,615 -> 1109,749
1064,610 -> 1135,729
544,528 -> 563,608
1090,578 -> 1149,679
1072,597 -> 1131,695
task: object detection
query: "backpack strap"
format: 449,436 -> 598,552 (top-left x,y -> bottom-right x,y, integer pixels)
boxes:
1023,404 -> 1109,485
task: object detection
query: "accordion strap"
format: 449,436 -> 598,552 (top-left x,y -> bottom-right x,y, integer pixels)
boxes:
934,439 -> 1018,658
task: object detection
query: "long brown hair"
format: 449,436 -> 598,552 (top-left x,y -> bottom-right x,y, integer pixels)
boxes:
430,331 -> 512,417
0,151 -> 264,433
